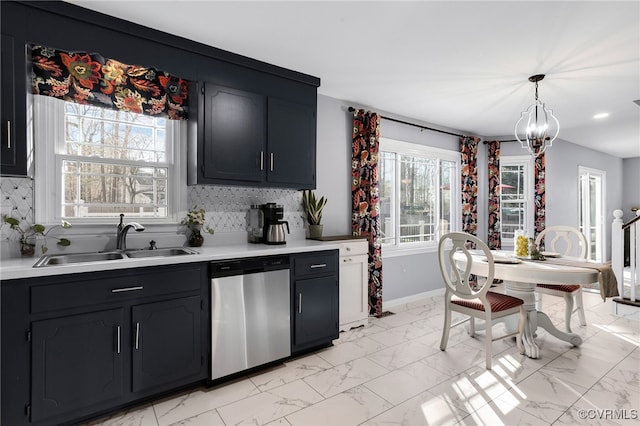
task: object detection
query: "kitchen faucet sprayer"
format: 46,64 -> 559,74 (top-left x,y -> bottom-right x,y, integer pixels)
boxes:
116,213 -> 145,251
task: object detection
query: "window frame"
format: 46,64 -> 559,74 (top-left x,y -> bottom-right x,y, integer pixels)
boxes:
499,155 -> 534,247
379,137 -> 461,256
578,165 -> 605,261
33,95 -> 186,226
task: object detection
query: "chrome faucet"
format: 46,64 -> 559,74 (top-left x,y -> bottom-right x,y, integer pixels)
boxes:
116,213 -> 145,250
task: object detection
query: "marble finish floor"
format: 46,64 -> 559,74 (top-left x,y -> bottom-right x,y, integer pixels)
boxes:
88,290 -> 639,426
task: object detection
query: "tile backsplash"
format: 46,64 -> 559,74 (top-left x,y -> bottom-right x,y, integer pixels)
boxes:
187,184 -> 305,233
1,177 -> 34,242
1,177 -> 305,243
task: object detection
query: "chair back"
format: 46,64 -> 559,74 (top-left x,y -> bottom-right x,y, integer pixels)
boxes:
534,225 -> 588,259
438,232 -> 495,300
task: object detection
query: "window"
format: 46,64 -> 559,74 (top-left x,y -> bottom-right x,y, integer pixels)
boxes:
579,166 -> 605,261
500,156 -> 533,245
33,96 -> 184,224
379,138 -> 460,251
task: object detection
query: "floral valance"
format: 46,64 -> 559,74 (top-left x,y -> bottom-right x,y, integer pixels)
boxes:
30,44 -> 189,120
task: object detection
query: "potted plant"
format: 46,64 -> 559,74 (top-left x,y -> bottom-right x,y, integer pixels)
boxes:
3,215 -> 71,256
302,190 -> 327,239
181,206 -> 214,247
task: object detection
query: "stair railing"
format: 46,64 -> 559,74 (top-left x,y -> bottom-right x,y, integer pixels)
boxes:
612,209 -> 640,302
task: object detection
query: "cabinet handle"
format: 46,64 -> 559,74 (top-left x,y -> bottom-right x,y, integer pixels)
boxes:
116,325 -> 121,354
260,151 -> 264,171
135,322 -> 140,350
111,286 -> 144,293
298,292 -> 302,314
6,121 -> 10,149
270,152 -> 274,172
343,258 -> 353,262
310,263 -> 327,269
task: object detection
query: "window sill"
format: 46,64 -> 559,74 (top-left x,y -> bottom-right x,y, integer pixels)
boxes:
382,244 -> 437,258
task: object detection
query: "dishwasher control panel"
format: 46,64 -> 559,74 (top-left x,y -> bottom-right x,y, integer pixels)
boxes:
210,255 -> 290,277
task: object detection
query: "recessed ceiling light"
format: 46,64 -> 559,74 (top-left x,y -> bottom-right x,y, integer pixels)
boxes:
593,112 -> 609,119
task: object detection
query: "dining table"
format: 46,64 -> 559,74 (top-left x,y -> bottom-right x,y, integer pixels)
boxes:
457,250 -> 611,359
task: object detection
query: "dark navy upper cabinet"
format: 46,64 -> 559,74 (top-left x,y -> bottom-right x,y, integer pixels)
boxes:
267,97 -> 316,188
202,83 -> 267,183
193,79 -> 318,189
1,33 -> 28,176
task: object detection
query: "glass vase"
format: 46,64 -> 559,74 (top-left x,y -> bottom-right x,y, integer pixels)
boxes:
20,239 -> 36,257
188,226 -> 204,247
514,230 -> 529,258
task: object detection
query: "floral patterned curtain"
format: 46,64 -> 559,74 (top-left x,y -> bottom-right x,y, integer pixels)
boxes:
487,141 -> 501,249
352,109 -> 383,317
30,44 -> 189,120
534,153 -> 546,242
460,136 -> 481,239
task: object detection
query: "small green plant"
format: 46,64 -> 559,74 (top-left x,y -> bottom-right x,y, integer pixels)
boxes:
3,215 -> 72,254
302,190 -> 327,225
181,206 -> 214,234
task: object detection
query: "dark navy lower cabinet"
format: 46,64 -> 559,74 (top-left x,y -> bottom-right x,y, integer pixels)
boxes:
31,309 -> 125,423
1,262 -> 209,426
131,296 -> 202,393
291,250 -> 339,354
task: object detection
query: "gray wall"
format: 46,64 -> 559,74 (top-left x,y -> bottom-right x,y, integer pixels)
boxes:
545,140 -> 624,260
315,94 -> 628,303
316,94 -> 469,302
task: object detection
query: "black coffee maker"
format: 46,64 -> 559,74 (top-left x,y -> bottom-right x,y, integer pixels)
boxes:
261,203 -> 289,244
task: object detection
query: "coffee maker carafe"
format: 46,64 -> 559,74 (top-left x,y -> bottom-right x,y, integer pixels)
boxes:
261,203 -> 289,244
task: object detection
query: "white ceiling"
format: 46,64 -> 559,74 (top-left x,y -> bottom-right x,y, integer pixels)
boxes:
69,0 -> 640,158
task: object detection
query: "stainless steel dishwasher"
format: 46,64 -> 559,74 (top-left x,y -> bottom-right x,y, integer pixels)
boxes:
210,255 -> 290,380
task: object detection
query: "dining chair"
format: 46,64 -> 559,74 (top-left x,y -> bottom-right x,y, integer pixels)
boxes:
438,232 -> 525,370
534,225 -> 588,332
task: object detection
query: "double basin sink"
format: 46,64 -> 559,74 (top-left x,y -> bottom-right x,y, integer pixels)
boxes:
33,247 -> 198,268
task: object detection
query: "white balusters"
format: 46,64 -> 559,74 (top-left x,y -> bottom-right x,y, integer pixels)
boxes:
612,209 -> 640,304
612,209 -> 624,298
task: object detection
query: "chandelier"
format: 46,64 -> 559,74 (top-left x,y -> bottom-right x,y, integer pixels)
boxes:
514,74 -> 559,156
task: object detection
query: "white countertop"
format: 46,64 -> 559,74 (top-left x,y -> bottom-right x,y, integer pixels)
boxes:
0,239 -> 345,281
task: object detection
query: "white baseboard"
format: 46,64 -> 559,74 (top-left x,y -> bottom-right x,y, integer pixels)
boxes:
383,288 -> 445,312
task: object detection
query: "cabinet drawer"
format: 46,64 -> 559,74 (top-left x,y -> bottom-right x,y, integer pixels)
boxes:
293,251 -> 338,277
337,240 -> 368,257
31,266 -> 203,314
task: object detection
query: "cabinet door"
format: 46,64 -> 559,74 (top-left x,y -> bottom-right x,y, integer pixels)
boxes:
294,275 -> 338,350
131,296 -> 202,393
31,309 -> 124,423
1,33 -> 25,176
203,83 -> 266,183
339,254 -> 369,328
267,97 -> 316,188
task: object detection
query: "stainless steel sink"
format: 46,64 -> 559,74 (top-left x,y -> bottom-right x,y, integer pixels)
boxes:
33,251 -> 125,267
33,247 -> 198,267
124,247 -> 198,258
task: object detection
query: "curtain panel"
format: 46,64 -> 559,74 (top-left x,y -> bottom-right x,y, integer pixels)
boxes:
534,153 -> 546,242
351,109 -> 383,317
487,141 -> 501,249
30,44 -> 189,120
460,136 -> 480,239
